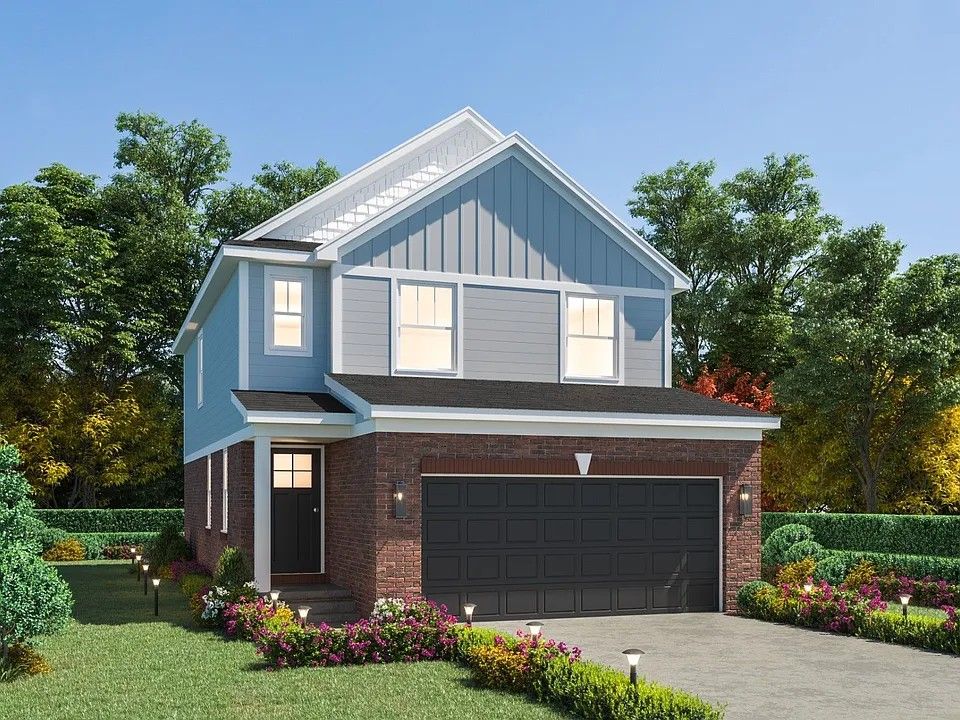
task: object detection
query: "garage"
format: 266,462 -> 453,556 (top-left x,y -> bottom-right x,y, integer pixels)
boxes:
422,475 -> 721,620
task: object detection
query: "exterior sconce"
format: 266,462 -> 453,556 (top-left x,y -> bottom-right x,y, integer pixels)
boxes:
394,481 -> 407,519
739,484 -> 753,517
622,648 -> 644,686
152,578 -> 161,616
900,594 -> 911,619
525,621 -> 543,638
463,603 -> 476,626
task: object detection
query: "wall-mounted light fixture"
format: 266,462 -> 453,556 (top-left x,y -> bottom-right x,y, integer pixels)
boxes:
739,484 -> 753,517
622,648 -> 644,686
394,480 -> 407,519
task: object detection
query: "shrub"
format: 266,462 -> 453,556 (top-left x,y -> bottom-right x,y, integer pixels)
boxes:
255,597 -> 459,668
813,553 -> 852,585
0,644 -> 51,683
843,560 -> 877,589
735,581 -> 780,620
824,550 -> 960,583
783,540 -> 826,564
761,523 -> 814,567
179,573 -> 213,600
71,532 -> 159,560
197,584 -> 259,627
170,559 -> 209,583
468,643 -> 530,692
35,508 -> 184,533
42,538 -> 86,562
0,552 -> 73,657
776,558 -> 816,587
38,526 -> 68,551
762,512 -> 960,558
0,445 -> 43,556
146,522 -> 190,568
450,625 -> 515,663
214,547 -> 252,588
223,597 -> 296,641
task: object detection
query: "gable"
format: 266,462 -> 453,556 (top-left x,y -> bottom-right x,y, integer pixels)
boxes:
342,155 -> 665,290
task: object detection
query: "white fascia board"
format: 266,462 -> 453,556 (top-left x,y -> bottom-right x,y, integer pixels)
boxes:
323,375 -> 373,418
365,405 -> 781,430
173,248 -> 226,355
245,411 -> 357,425
221,245 -> 319,264
233,108 -> 504,243
317,135 -> 691,292
183,425 -> 255,465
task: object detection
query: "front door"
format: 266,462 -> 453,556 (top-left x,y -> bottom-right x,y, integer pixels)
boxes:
271,448 -> 322,573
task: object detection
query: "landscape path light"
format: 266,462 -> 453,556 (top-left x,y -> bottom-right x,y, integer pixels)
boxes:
525,621 -> 543,638
136,555 -> 142,581
803,582 -> 813,593
622,648 -> 645,686
152,578 -> 161,616
142,563 -> 150,595
900,594 -> 911,620
269,590 -> 280,607
297,606 -> 311,627
463,603 -> 476,626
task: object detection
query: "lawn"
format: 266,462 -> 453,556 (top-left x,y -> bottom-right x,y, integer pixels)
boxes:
1,562 -> 566,720
880,605 -> 950,621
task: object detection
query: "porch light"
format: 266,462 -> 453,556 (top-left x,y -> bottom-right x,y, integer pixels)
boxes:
622,648 -> 644,686
525,621 -> 543,638
297,606 -> 311,626
900,594 -> 911,619
738,484 -> 753,516
463,603 -> 476,626
142,564 -> 150,595
152,578 -> 161,616
394,480 -> 407,519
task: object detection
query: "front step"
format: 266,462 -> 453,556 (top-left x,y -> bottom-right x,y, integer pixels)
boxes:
271,583 -> 358,626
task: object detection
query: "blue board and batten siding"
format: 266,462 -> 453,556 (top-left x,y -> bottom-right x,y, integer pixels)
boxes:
342,155 -> 665,290
183,268 -> 243,458
248,264 -> 330,391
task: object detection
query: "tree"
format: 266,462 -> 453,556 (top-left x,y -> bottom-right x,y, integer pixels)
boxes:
0,445 -> 72,661
628,161 -> 732,380
205,159 -> 340,243
680,357 -> 775,412
778,225 -> 960,511
716,154 -> 841,374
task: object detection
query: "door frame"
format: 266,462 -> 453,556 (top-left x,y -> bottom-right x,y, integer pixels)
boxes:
270,444 -> 325,574
420,472 -> 724,614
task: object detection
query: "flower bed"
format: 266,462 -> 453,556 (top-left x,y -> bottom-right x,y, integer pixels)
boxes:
738,579 -> 960,654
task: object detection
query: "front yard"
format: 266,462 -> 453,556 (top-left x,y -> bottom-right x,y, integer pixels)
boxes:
1,562 -> 564,720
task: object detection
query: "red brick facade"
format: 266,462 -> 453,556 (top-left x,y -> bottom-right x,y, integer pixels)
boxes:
183,441 -> 254,574
185,433 -> 761,616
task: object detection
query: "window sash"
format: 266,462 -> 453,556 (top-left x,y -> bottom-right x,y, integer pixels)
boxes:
565,295 -> 617,379
272,279 -> 305,349
397,282 -> 455,372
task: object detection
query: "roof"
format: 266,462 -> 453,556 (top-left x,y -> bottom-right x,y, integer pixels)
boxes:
327,374 -> 773,419
232,390 -> 352,414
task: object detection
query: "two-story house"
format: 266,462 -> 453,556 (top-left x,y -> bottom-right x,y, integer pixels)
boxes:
174,109 -> 779,621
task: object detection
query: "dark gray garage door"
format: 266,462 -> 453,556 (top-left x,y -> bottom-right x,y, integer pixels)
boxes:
422,476 -> 719,619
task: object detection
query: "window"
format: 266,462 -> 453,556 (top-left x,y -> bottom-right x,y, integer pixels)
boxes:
221,449 -> 228,534
397,282 -> 455,372
272,452 -> 313,488
565,294 -> 617,379
205,454 -> 212,530
264,266 -> 312,356
196,330 -> 204,408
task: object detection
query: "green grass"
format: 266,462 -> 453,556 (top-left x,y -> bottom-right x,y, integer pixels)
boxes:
880,604 -> 950,621
2,562 -> 567,719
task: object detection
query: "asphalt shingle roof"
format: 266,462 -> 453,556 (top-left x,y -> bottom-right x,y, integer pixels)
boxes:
232,390 -> 352,414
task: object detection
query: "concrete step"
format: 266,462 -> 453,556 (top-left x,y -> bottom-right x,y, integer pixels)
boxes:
307,611 -> 359,627
273,584 -> 352,603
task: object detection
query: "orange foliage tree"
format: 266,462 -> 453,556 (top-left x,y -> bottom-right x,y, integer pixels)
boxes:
680,357 -> 775,413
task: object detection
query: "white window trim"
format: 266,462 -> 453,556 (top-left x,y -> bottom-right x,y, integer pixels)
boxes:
263,265 -> 313,357
196,329 -> 204,408
221,448 -> 229,534
560,291 -> 623,385
205,454 -> 212,530
391,278 -> 460,377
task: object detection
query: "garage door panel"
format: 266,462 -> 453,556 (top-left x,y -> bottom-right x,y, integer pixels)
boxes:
423,476 -> 719,619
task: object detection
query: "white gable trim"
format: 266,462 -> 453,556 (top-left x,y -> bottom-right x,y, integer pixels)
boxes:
233,108 -> 503,244
316,135 -> 691,291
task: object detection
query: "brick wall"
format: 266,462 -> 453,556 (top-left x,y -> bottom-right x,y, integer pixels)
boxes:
183,441 -> 254,574
323,433 -> 761,615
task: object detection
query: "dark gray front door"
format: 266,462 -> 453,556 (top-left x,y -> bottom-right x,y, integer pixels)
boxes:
422,476 -> 719,619
271,449 -> 322,573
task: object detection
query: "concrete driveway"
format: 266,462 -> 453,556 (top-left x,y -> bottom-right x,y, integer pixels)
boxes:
479,614 -> 960,720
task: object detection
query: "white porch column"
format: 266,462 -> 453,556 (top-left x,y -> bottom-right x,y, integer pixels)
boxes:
253,434 -> 272,591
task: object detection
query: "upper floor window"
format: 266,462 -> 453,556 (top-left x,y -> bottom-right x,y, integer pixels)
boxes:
196,330 -> 204,408
265,266 -> 312,356
565,294 -> 617,380
396,281 -> 455,373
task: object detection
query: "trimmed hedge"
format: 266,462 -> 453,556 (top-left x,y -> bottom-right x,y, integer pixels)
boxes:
762,512 -> 960,558
821,550 -> 960,584
37,509 -> 183,533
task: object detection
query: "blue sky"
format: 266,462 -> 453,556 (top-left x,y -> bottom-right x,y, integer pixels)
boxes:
1,1 -> 956,263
